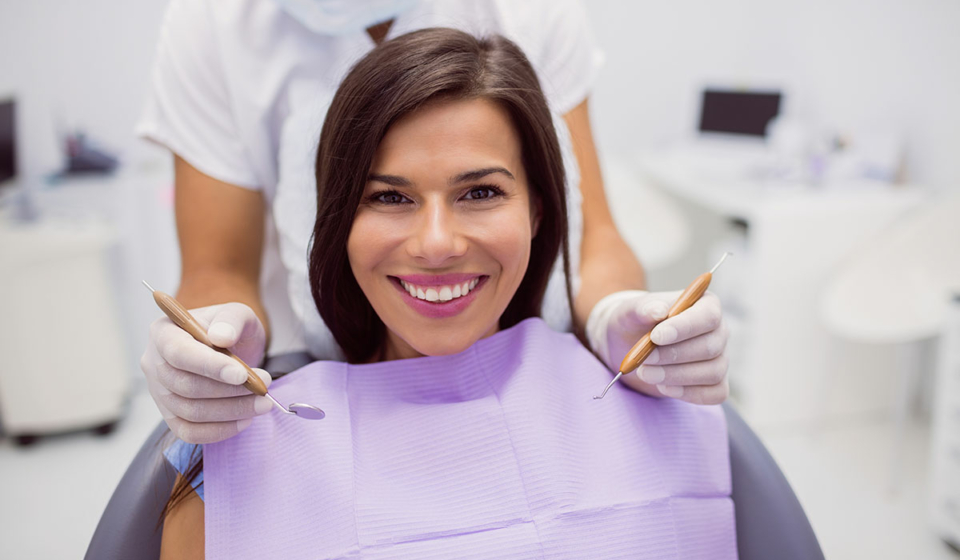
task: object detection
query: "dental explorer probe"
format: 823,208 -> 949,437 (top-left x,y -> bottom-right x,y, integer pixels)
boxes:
142,281 -> 325,420
593,252 -> 731,400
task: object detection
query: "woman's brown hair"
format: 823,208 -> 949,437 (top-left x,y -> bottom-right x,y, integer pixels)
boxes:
309,27 -> 577,363
162,27 -> 580,521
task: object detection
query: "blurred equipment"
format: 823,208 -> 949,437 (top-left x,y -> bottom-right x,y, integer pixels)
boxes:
59,130 -> 119,176
0,97 -> 41,222
818,128 -> 903,184
821,193 -> 960,344
691,87 -> 903,186
698,88 -> 782,138
0,98 -> 15,185
0,220 -> 130,445
820,193 -> 960,492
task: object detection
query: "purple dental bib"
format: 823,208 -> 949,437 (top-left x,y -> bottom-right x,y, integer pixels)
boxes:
204,318 -> 736,559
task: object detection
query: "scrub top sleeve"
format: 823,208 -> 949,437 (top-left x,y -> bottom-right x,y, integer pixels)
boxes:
537,0 -> 606,116
163,438 -> 205,501
135,0 -> 260,190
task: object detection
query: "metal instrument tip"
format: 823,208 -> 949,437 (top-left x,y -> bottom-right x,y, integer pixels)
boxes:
594,371 -> 624,400
709,252 -> 733,275
141,280 -> 156,293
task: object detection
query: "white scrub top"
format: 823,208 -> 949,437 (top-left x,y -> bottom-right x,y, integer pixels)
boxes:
137,0 -> 604,359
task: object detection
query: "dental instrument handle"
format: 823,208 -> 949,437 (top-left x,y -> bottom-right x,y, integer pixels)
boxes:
144,282 -> 269,397
617,271 -> 712,374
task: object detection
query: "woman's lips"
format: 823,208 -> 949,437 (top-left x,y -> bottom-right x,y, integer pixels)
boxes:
390,275 -> 488,319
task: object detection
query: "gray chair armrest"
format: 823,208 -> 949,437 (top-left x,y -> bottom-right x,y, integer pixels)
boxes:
262,351 -> 314,380
84,421 -> 176,560
84,352 -> 314,560
723,403 -> 825,560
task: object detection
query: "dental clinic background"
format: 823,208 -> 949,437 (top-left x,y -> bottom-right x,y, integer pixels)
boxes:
1,1 -> 959,558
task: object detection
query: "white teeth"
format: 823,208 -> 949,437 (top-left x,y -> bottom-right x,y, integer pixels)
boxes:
399,278 -> 481,302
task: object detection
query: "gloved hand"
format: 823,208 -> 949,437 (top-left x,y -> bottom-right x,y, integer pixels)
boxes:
140,302 -> 274,444
586,289 -> 729,404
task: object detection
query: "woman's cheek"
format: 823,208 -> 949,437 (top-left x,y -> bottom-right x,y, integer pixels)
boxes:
348,212 -> 406,271
480,210 -> 533,282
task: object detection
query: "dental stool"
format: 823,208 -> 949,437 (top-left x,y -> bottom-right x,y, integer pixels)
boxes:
85,353 -> 824,560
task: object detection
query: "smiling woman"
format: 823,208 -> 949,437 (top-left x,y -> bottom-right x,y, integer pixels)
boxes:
159,27 -> 735,560
310,27 -> 573,364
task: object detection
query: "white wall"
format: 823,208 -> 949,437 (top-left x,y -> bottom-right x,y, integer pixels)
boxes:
586,0 -> 960,192
2,1 -> 957,189
0,0 -> 171,180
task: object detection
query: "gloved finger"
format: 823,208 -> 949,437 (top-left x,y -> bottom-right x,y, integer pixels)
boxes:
166,416 -> 254,445
649,291 -> 723,346
637,354 -> 729,387
203,303 -> 266,365
156,362 -> 273,399
644,321 -> 728,365
157,391 -> 274,424
143,372 -> 221,442
144,371 -> 177,421
612,290 -> 683,333
151,318 -> 250,384
655,379 -> 730,405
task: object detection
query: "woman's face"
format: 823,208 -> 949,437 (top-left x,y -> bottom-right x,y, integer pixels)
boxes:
347,97 -> 539,360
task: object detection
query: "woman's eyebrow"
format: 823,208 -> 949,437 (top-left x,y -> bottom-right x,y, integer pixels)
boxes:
368,167 -> 515,187
450,167 -> 515,184
367,173 -> 412,187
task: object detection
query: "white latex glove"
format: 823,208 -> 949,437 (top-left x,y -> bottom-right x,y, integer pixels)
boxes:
586,289 -> 729,404
140,302 -> 274,444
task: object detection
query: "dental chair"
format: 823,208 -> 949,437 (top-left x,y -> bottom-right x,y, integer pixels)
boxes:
85,353 -> 824,560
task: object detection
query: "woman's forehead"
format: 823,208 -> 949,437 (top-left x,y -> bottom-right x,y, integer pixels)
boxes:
370,98 -> 524,181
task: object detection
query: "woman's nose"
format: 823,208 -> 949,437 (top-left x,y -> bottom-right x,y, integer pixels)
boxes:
407,202 -> 468,265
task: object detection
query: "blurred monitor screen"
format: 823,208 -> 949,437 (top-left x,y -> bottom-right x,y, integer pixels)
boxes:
698,89 -> 781,137
0,99 -> 14,184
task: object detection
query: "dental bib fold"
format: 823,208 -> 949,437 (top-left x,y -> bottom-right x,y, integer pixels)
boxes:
204,318 -> 737,559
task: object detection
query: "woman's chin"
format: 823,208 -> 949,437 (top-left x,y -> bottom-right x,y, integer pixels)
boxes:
389,326 -> 493,359
407,337 -> 476,358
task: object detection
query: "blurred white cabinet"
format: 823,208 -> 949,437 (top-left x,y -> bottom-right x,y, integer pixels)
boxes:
638,148 -> 925,428
0,220 -> 130,436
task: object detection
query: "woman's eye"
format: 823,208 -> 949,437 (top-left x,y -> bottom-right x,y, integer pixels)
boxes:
372,191 -> 409,205
463,185 -> 504,201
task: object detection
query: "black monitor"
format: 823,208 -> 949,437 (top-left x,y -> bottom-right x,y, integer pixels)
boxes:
0,99 -> 15,184
698,89 -> 781,138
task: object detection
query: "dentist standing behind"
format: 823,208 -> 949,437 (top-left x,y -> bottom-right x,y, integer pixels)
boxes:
137,0 -> 730,444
